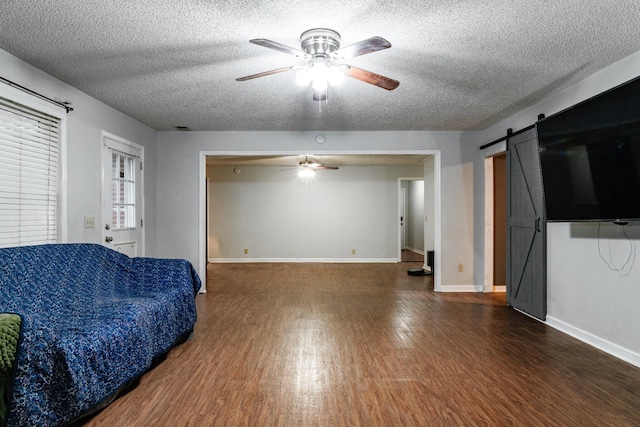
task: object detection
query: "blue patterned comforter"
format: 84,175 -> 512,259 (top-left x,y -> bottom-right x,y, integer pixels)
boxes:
0,244 -> 200,427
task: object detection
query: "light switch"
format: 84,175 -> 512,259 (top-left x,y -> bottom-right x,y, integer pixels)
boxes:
84,216 -> 95,228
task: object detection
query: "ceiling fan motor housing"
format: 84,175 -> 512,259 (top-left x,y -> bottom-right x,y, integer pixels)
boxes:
300,28 -> 341,55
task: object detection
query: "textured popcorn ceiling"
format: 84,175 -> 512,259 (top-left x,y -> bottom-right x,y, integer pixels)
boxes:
1,0 -> 639,131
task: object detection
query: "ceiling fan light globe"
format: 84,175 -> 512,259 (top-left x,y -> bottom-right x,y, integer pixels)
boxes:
310,62 -> 330,91
298,168 -> 316,178
311,77 -> 328,92
328,67 -> 345,86
296,68 -> 313,86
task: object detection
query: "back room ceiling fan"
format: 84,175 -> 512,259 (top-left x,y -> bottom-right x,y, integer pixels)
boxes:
236,28 -> 399,101
281,156 -> 339,177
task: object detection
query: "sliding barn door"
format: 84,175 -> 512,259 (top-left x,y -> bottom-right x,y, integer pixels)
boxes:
506,128 -> 546,320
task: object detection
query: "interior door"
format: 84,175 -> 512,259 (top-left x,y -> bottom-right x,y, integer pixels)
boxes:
101,133 -> 143,257
506,128 -> 546,320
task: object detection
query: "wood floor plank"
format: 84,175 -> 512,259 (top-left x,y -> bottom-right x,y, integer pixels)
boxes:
79,262 -> 640,426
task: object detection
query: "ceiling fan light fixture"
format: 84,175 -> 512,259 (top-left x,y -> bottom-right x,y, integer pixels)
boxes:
297,60 -> 346,92
311,62 -> 330,91
237,28 -> 398,99
327,65 -> 346,86
298,168 -> 316,178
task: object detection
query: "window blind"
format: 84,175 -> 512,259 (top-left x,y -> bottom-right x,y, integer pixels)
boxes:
0,96 -> 60,248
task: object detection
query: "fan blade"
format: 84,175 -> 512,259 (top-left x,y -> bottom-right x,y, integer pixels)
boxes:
250,39 -> 306,57
315,165 -> 339,170
236,66 -> 293,81
345,66 -> 399,90
334,36 -> 391,59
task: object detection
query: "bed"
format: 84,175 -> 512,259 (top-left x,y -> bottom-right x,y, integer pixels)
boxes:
0,243 -> 200,426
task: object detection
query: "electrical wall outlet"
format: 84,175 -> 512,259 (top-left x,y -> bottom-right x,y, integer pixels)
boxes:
244,248 -> 248,255
458,263 -> 464,272
352,249 -> 356,255
84,216 -> 95,229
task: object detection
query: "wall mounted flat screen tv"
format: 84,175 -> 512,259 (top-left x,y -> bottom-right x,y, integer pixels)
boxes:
537,76 -> 640,222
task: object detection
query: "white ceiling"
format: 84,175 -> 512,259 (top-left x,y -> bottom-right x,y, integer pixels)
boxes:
1,1 -> 639,132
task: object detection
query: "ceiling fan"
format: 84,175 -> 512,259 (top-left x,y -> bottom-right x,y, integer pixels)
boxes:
282,156 -> 339,177
236,28 -> 399,101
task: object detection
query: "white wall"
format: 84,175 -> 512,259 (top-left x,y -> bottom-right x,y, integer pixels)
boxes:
155,131 -> 479,291
208,164 -> 423,261
477,49 -> 640,365
0,48 -> 159,255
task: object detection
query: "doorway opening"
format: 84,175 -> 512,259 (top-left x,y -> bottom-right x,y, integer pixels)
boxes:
484,152 -> 506,293
100,131 -> 145,257
398,179 -> 425,263
199,151 -> 442,293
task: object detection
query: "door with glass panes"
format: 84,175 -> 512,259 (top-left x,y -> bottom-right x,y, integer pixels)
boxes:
101,132 -> 143,257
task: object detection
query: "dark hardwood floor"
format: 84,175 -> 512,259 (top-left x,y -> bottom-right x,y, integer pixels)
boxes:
401,249 -> 424,263
82,262 -> 640,426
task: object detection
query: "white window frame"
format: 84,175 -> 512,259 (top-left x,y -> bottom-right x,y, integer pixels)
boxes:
0,83 -> 68,245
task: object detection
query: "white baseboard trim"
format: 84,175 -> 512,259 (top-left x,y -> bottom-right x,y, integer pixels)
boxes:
437,285 -> 482,293
405,247 -> 425,255
546,316 -> 640,369
208,257 -> 398,264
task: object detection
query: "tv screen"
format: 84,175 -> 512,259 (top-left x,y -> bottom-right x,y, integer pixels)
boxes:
537,76 -> 640,222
